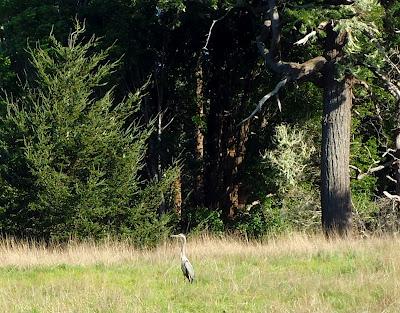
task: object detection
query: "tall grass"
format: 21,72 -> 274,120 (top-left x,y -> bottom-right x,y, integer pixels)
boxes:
0,233 -> 399,312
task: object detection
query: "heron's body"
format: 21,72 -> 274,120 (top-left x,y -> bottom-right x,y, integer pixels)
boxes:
171,234 -> 195,283
181,255 -> 195,283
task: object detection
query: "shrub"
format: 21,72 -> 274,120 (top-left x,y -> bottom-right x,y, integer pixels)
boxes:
183,207 -> 224,235
262,124 -> 320,232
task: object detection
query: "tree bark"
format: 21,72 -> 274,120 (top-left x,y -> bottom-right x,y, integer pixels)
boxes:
173,169 -> 182,216
393,132 -> 400,196
194,57 -> 205,205
204,92 -> 224,210
224,115 -> 251,218
395,94 -> 400,195
321,64 -> 353,236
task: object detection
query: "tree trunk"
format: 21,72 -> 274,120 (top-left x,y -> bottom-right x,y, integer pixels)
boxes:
204,82 -> 225,210
224,120 -> 250,218
321,63 -> 353,236
395,97 -> 400,195
173,169 -> 182,216
194,58 -> 205,205
395,130 -> 400,196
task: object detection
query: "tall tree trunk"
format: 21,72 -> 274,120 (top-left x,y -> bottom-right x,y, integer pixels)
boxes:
224,118 -> 250,218
395,129 -> 400,196
173,169 -> 182,216
204,83 -> 225,210
194,57 -> 205,205
395,97 -> 400,195
321,62 -> 353,236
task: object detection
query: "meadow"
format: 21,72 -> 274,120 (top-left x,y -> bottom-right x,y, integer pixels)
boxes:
0,233 -> 399,313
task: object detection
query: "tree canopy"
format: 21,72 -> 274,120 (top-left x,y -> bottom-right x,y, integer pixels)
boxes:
0,0 -> 399,243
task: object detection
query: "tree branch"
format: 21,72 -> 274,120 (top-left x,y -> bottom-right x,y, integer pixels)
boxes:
239,78 -> 288,125
369,66 -> 400,101
386,175 -> 397,183
243,0 -> 329,125
294,31 -> 317,46
383,191 -> 400,202
203,20 -> 218,51
262,0 -> 327,80
350,160 -> 398,180
203,8 -> 233,51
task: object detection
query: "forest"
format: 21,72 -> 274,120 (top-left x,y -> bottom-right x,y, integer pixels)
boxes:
0,0 -> 400,245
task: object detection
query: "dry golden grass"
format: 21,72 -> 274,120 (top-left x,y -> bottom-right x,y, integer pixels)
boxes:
0,233 -> 399,312
0,233 -> 396,267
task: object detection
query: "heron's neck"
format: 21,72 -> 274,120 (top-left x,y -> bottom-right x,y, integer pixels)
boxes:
180,237 -> 187,256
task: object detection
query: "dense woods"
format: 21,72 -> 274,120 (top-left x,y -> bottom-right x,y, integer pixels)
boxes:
0,0 -> 399,244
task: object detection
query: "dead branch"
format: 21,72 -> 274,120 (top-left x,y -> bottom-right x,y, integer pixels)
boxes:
203,8 -> 233,51
369,67 -> 400,101
276,95 -> 282,112
294,31 -> 317,46
350,160 -> 395,180
203,20 -> 218,51
239,78 -> 288,125
382,148 -> 398,160
386,175 -> 397,183
383,191 -> 400,202
161,116 -> 175,132
383,50 -> 400,77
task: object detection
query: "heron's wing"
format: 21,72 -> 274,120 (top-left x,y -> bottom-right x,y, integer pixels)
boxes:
181,257 -> 195,282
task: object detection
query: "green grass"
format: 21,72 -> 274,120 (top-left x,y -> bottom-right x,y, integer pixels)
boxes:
0,234 -> 399,312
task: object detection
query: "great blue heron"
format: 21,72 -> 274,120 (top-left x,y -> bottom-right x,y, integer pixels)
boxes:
171,233 -> 195,283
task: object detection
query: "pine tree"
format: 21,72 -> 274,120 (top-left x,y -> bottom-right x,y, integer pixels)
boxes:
0,23 -> 177,245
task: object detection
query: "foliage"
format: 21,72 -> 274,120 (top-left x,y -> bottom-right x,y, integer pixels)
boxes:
265,124 -> 316,189
183,207 -> 224,235
262,124 -> 320,232
0,53 -> 15,90
0,0 -> 399,242
0,24 -> 178,245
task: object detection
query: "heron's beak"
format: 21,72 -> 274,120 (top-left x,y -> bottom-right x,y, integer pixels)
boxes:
170,235 -> 179,238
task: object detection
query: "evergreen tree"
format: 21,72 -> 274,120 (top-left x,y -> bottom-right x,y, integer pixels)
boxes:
0,23 -> 177,245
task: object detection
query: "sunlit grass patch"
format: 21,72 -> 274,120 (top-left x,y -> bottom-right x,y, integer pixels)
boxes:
0,234 -> 400,312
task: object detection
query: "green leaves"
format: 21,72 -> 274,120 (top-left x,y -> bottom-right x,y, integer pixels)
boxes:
264,124 -> 315,189
0,53 -> 15,90
0,23 -> 176,244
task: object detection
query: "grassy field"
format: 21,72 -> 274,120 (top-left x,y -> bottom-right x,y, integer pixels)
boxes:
0,234 -> 399,313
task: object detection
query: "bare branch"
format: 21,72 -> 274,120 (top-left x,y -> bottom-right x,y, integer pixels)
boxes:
386,175 -> 397,183
383,191 -> 400,202
203,20 -> 218,51
203,8 -> 232,51
239,78 -> 288,125
294,31 -> 317,46
382,148 -> 397,159
161,116 -> 175,132
383,52 -> 400,77
276,95 -> 282,112
245,0 -> 329,126
369,67 -> 400,101
246,200 -> 261,212
350,160 -> 395,180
